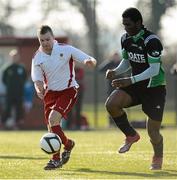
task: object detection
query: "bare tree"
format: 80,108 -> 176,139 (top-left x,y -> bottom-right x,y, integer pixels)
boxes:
0,0 -> 14,35
40,0 -> 101,59
137,0 -> 176,34
69,0 -> 100,124
41,0 -> 59,21
0,0 -> 29,36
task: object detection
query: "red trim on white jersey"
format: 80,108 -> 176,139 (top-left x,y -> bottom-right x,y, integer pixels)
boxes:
67,56 -> 74,87
42,68 -> 48,89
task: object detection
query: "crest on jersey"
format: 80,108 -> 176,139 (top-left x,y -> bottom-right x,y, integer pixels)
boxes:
60,53 -> 63,57
152,51 -> 160,56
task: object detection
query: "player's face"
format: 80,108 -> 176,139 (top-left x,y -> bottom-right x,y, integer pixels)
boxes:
38,32 -> 54,54
122,17 -> 141,36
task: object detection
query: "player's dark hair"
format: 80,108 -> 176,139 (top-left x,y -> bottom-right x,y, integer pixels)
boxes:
38,25 -> 54,36
122,7 -> 143,24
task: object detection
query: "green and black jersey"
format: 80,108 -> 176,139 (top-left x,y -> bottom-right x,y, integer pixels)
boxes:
121,27 -> 166,88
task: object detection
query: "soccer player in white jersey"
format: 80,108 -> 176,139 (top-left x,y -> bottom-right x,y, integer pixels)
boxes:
31,25 -> 96,170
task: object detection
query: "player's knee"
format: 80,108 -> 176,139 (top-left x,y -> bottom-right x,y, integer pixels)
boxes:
105,99 -> 113,112
105,98 -> 120,114
48,110 -> 61,127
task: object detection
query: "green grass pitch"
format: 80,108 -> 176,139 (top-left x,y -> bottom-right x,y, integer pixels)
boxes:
0,129 -> 176,179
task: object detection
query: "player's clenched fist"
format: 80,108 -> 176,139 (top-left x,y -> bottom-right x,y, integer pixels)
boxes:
112,77 -> 132,88
84,58 -> 97,68
106,69 -> 116,79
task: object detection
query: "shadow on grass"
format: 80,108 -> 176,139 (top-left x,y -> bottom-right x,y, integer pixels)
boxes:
0,155 -> 46,160
62,168 -> 177,178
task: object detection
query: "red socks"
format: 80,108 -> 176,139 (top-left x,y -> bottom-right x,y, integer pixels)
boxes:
51,125 -> 68,145
51,125 -> 68,160
52,152 -> 60,160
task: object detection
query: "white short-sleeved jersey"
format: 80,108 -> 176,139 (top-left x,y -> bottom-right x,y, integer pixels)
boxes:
31,41 -> 92,91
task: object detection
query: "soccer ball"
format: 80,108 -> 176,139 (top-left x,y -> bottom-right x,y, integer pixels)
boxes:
40,132 -> 62,154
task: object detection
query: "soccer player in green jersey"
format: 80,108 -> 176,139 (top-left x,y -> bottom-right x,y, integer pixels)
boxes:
105,7 -> 166,170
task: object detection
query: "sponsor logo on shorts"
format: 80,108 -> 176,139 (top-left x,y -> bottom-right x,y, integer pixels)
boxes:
156,105 -> 161,109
